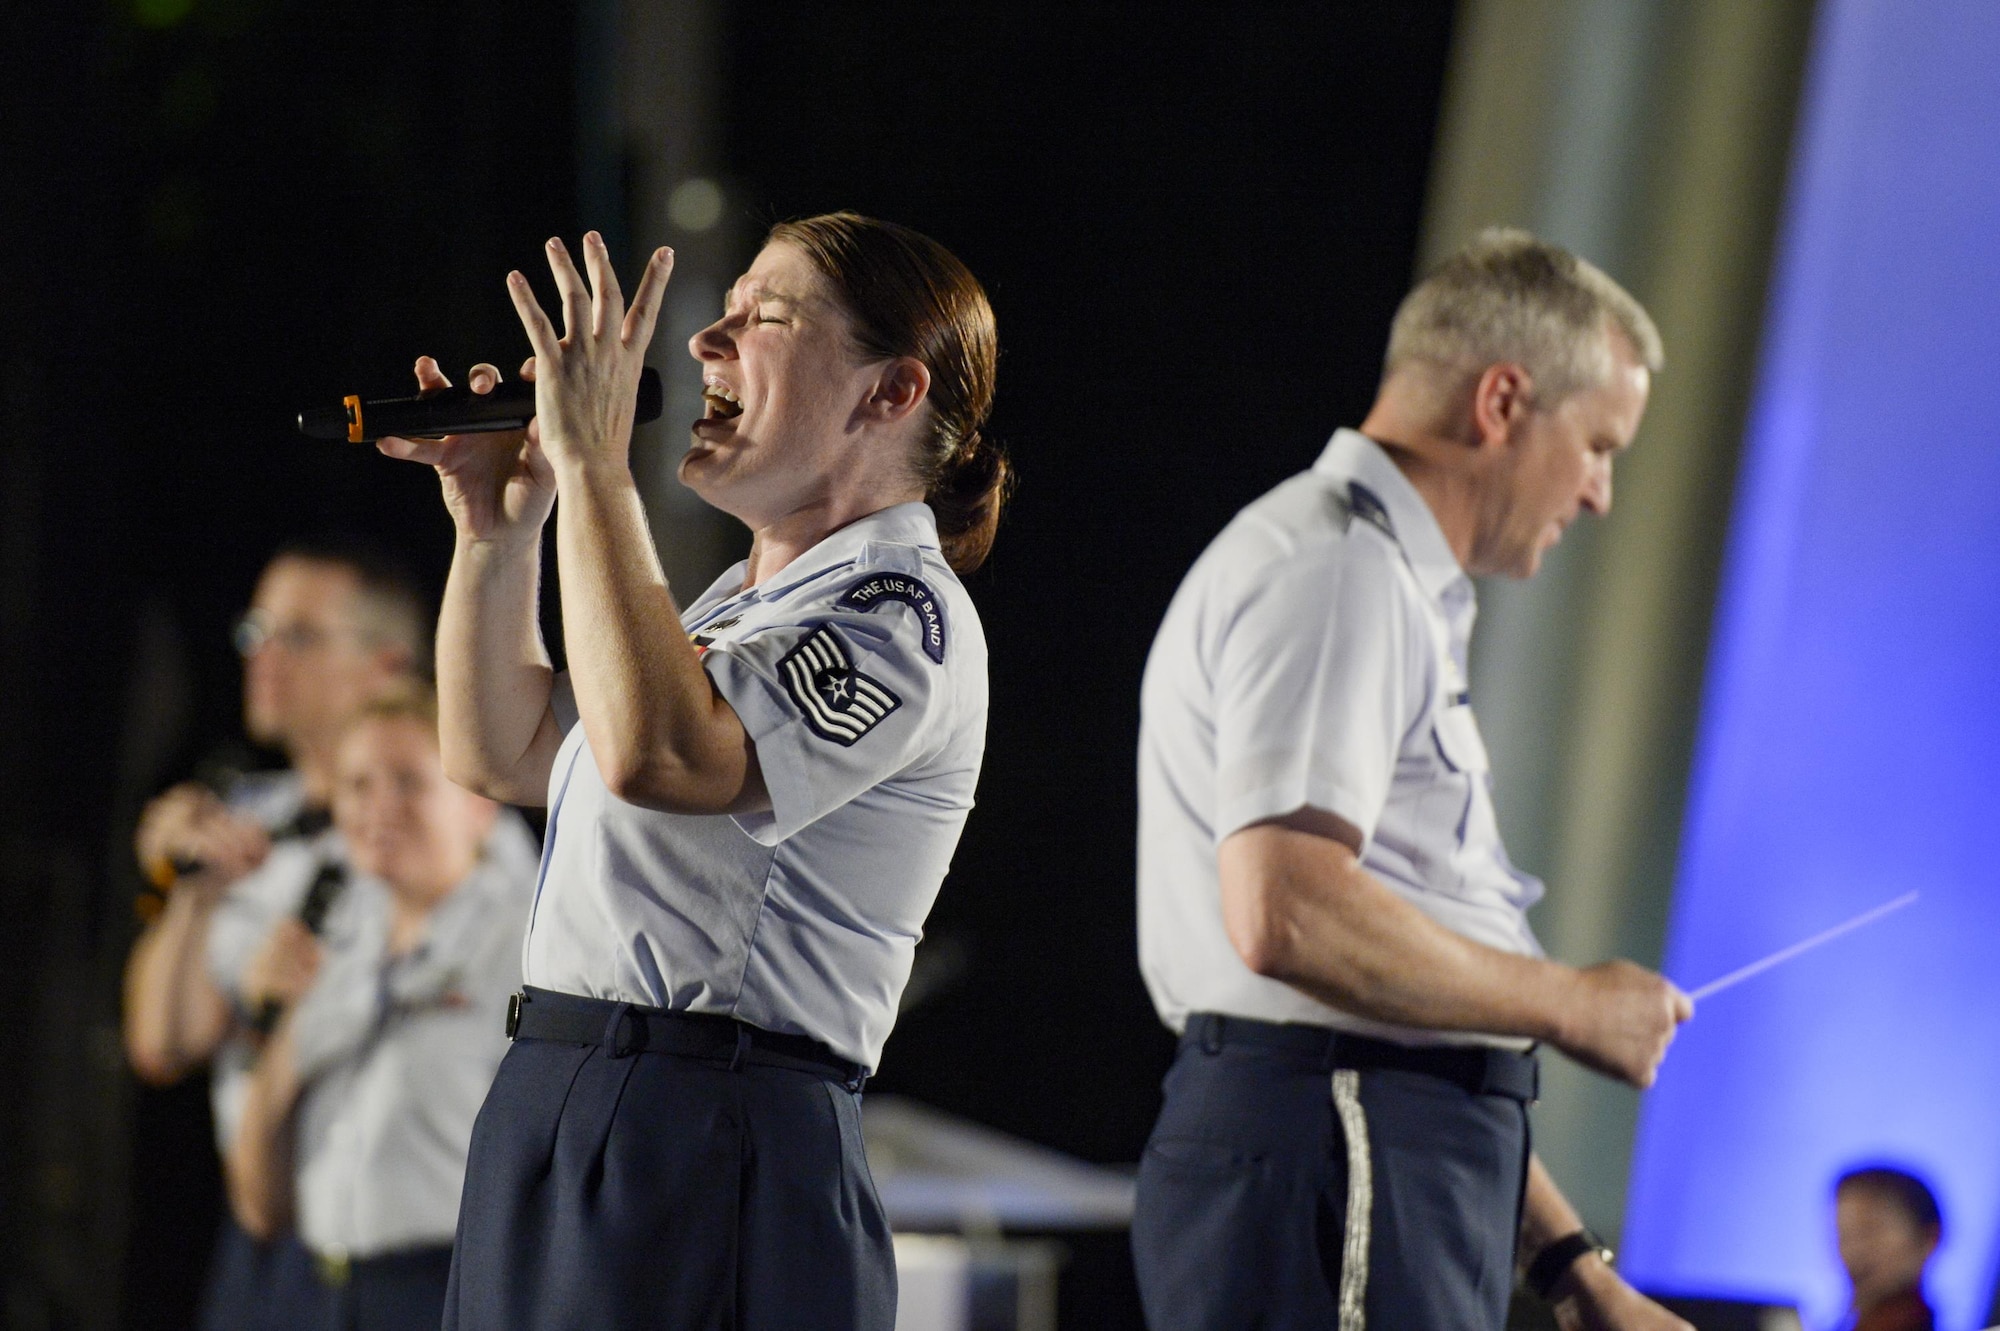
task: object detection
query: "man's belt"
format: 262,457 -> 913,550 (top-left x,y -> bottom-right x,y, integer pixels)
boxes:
1182,1011 -> 1539,1103
507,986 -> 867,1092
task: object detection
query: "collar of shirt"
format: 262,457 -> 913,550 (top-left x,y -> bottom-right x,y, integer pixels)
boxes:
684,501 -> 943,630
1312,428 -> 1477,647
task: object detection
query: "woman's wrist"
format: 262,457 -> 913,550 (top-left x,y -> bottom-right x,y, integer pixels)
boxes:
456,526 -> 545,562
545,444 -> 635,488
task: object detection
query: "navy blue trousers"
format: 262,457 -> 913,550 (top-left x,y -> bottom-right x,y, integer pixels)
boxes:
197,1215 -> 328,1331
312,1247 -> 453,1331
444,1035 -> 895,1330
1132,1027 -> 1531,1331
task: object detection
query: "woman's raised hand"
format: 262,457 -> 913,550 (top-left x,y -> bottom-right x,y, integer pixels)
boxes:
506,233 -> 673,474
377,356 -> 557,549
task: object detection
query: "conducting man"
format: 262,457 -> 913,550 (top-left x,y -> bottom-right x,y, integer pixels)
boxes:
1133,229 -> 1695,1331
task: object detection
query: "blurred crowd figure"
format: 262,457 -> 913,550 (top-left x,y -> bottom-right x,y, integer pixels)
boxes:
121,542 -> 538,1331
1835,1165 -> 1942,1331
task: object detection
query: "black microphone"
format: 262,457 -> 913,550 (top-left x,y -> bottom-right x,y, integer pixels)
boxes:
298,366 -> 663,443
250,859 -> 349,1035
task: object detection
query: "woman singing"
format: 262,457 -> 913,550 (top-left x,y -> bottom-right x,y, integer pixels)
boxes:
382,212 -> 1007,1330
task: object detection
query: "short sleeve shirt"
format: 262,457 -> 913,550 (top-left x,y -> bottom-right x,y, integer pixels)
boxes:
289,851 -> 534,1257
201,773 -> 331,1153
204,811 -> 539,1151
523,502 -> 988,1071
1137,430 -> 1544,1047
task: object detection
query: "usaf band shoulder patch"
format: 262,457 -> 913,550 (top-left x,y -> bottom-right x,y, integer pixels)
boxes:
781,626 -> 902,746
837,573 -> 948,664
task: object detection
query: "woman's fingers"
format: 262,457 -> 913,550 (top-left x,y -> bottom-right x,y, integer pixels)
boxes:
582,231 -> 623,337
413,355 -> 453,391
545,237 -> 591,342
467,362 -> 502,395
519,356 -> 537,381
624,247 -> 674,349
507,270 -> 561,362
377,434 -> 447,465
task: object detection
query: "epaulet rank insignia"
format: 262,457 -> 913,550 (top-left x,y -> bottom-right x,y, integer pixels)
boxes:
836,573 -> 948,664
1343,482 -> 1397,542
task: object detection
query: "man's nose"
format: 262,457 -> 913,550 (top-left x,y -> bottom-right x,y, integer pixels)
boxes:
1583,458 -> 1613,515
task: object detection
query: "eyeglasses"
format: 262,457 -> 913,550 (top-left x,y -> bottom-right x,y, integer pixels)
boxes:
232,611 -> 363,658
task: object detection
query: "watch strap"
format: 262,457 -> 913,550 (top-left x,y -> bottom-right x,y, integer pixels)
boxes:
1526,1228 -> 1613,1300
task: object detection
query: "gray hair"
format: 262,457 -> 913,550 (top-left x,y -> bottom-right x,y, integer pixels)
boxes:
1384,227 -> 1663,402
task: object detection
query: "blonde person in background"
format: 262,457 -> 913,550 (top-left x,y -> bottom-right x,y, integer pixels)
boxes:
228,687 -> 535,1331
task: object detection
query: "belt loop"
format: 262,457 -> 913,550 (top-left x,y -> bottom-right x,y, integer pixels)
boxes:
1322,1029 -> 1344,1075
1197,1013 -> 1223,1055
728,1024 -> 751,1071
602,1002 -> 637,1058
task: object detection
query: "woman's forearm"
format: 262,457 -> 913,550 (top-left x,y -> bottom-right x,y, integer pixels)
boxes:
225,1016 -> 304,1241
437,533 -> 565,804
550,458 -> 762,812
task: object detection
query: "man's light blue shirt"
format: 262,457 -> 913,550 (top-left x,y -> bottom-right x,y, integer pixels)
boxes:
1138,430 -> 1544,1048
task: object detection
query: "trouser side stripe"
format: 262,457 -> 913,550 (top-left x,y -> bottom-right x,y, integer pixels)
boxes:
1331,1068 -> 1372,1331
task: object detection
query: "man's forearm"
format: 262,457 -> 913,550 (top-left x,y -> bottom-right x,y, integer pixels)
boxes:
1520,1154 -> 1590,1266
438,534 -> 562,803
1220,818 -> 1576,1042
122,884 -> 230,1083
550,459 -> 755,811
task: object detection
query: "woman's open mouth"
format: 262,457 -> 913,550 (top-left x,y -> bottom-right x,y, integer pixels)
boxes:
701,382 -> 743,421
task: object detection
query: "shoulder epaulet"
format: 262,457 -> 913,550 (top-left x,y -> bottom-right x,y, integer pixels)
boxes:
1332,481 -> 1397,543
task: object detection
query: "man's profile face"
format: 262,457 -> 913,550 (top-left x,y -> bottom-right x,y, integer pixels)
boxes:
1483,335 -> 1650,579
1837,1185 -> 1937,1310
240,558 -> 387,750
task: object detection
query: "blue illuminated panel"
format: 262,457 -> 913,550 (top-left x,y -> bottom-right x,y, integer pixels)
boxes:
1620,3 -> 2000,1327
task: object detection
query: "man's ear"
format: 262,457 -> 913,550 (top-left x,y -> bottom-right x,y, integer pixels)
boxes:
1469,362 -> 1534,450
860,357 -> 931,425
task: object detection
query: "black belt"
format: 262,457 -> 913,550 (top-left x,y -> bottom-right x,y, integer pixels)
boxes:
507,986 -> 867,1092
1182,1012 -> 1539,1103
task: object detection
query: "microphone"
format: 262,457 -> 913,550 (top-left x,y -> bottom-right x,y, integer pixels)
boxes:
298,366 -> 664,443
250,859 -> 349,1035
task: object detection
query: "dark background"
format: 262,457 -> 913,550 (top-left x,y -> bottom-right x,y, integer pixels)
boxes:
0,2 -> 1456,1325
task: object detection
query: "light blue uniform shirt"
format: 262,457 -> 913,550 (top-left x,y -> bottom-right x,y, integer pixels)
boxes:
206,812 -> 540,1150
201,770 -> 323,1154
524,502 -> 989,1072
1138,430 -> 1544,1049
289,849 -> 535,1258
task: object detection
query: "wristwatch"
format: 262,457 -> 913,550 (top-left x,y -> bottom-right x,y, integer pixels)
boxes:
1526,1228 -> 1614,1301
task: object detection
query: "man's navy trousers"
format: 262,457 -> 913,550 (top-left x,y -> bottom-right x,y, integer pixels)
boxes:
1132,1014 -> 1537,1331
443,987 -> 894,1331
